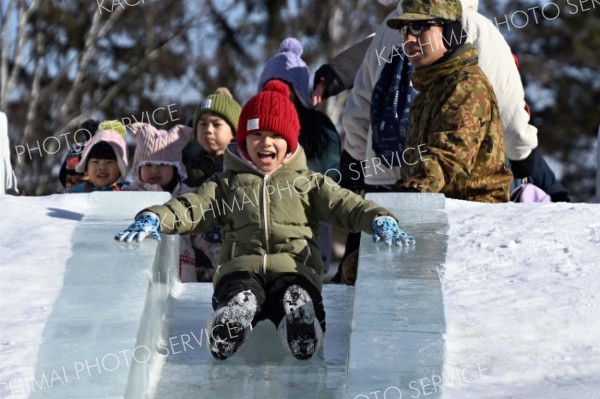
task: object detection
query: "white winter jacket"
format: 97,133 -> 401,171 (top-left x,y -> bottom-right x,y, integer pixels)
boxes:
342,0 -> 538,186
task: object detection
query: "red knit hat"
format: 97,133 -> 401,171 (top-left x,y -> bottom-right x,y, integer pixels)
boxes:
237,80 -> 300,152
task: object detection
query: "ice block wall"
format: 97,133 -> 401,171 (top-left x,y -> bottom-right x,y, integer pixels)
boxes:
346,193 -> 447,399
28,192 -> 176,399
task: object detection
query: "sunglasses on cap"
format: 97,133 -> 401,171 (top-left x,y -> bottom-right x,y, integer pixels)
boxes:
405,19 -> 446,36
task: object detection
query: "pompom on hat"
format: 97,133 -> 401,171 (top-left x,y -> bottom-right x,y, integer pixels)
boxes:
99,120 -> 127,138
237,80 -> 300,153
192,87 -> 242,137
258,38 -> 312,109
129,123 -> 192,183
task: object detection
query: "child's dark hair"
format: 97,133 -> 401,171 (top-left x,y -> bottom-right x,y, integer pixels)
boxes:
294,100 -> 337,161
86,142 -> 116,169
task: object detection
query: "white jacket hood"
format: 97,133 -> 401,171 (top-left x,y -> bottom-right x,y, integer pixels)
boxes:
461,0 -> 479,12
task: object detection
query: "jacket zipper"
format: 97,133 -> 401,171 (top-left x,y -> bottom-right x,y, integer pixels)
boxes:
303,239 -> 312,266
262,175 -> 270,274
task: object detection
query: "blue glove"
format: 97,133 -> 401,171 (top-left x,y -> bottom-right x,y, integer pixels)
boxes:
114,212 -> 161,242
372,216 -> 415,247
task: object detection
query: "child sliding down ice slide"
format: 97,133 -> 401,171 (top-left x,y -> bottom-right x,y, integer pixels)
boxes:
115,81 -> 415,360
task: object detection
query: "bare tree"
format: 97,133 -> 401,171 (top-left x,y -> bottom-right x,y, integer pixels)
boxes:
2,0 -> 390,195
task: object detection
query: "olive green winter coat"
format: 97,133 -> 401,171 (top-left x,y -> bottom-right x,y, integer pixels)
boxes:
398,43 -> 513,202
144,144 -> 393,291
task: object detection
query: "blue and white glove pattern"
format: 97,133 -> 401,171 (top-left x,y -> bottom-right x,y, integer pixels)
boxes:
114,212 -> 161,242
372,216 -> 415,247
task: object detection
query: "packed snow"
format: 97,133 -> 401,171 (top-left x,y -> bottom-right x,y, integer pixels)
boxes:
1,194 -> 599,398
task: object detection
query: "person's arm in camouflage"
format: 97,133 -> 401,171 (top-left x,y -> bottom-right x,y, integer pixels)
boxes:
402,75 -> 495,192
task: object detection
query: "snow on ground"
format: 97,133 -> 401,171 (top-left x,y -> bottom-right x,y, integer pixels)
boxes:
0,194 -> 91,399
0,194 -> 599,398
440,200 -> 600,398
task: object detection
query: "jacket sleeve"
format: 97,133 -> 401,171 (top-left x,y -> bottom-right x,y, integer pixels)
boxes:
464,10 -> 538,161
309,174 -> 394,233
314,35 -> 373,98
342,10 -> 399,161
402,76 -> 494,192
141,177 -> 222,235
322,127 -> 341,177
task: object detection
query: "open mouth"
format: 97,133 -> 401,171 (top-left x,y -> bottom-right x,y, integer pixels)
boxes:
258,151 -> 276,160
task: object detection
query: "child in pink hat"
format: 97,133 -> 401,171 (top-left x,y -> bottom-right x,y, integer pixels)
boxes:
69,129 -> 128,193
124,122 -> 199,283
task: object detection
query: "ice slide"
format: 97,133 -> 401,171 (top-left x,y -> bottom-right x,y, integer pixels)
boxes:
17,192 -> 447,399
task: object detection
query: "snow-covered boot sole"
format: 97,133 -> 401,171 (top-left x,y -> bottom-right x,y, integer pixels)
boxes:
206,290 -> 257,360
278,285 -> 323,360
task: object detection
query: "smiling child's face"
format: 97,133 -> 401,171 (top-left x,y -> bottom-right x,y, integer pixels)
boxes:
85,158 -> 120,186
245,131 -> 288,174
139,163 -> 175,190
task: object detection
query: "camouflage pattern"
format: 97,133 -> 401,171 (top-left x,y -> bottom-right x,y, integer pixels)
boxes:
397,43 -> 513,203
387,0 -> 462,29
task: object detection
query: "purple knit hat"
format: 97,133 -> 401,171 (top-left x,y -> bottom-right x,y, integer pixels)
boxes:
258,38 -> 312,109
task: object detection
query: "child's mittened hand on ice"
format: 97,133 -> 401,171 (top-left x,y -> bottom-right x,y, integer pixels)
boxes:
114,212 -> 161,242
372,216 -> 415,247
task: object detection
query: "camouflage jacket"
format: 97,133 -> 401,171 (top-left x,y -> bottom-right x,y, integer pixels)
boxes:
398,43 -> 513,203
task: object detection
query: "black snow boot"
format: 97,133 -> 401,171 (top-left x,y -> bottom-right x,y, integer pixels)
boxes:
278,285 -> 323,360
206,290 -> 257,360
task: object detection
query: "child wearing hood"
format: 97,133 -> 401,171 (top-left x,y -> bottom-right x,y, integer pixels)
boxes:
123,123 -> 198,282
69,128 -> 128,193
115,81 -> 414,361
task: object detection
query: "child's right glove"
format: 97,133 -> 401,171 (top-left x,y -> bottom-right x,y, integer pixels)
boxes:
372,216 -> 415,247
114,212 -> 161,242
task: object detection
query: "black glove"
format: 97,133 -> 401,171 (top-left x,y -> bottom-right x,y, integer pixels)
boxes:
509,151 -> 535,179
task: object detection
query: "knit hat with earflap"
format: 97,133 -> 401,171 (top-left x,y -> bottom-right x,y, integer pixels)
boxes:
237,80 -> 300,153
76,129 -> 128,179
192,88 -> 242,137
129,123 -> 192,183
258,38 -> 312,109
58,119 -> 99,187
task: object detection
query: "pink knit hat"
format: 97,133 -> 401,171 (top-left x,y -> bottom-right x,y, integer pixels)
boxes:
76,129 -> 128,178
129,123 -> 192,183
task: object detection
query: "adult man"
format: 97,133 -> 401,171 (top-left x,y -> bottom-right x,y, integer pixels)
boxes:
387,0 -> 512,201
342,0 -> 537,190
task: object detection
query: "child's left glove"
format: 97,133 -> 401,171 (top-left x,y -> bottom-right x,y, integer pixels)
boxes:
114,212 -> 161,242
372,216 -> 415,247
